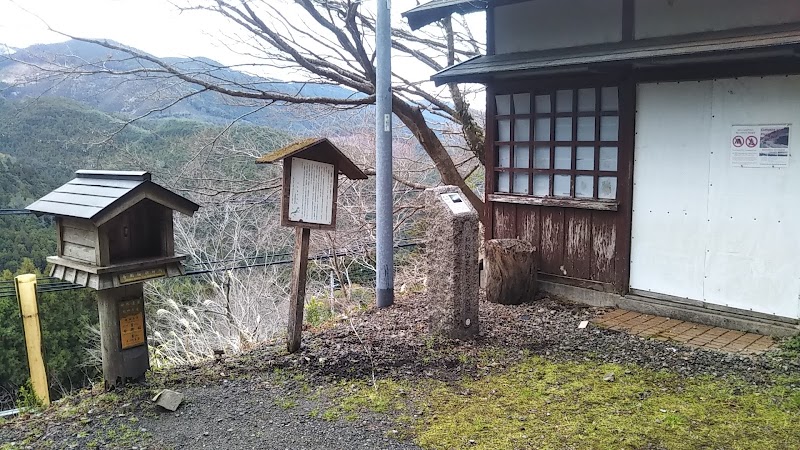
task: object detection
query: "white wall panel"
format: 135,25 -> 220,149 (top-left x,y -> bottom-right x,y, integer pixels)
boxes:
631,76 -> 800,319
630,81 -> 713,300
703,77 -> 800,318
635,0 -> 800,39
494,0 -> 622,54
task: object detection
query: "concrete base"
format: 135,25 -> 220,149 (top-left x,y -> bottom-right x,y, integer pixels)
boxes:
541,281 -> 800,337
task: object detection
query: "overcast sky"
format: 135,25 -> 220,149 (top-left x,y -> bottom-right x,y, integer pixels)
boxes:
0,0 -> 462,64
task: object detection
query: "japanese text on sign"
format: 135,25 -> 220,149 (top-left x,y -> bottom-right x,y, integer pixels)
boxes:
288,158 -> 335,225
119,298 -> 146,349
731,124 -> 791,168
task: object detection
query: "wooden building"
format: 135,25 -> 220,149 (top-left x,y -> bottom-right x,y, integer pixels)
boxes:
405,0 -> 800,335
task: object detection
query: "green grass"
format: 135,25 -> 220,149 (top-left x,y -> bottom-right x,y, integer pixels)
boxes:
334,355 -> 800,450
323,379 -> 411,421
413,357 -> 800,450
778,334 -> 800,358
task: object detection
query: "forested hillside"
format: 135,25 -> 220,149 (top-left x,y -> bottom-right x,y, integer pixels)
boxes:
0,95 -> 292,407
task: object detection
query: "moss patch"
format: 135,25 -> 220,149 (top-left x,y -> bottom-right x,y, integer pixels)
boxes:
406,356 -> 800,450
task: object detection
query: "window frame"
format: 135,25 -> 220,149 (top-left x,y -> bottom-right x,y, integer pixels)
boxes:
492,85 -> 621,208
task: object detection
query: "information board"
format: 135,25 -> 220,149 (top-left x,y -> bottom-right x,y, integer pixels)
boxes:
731,124 -> 791,168
288,158 -> 335,225
119,298 -> 146,349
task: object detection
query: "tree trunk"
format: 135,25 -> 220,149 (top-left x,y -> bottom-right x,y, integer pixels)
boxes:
484,239 -> 537,305
392,96 -> 485,219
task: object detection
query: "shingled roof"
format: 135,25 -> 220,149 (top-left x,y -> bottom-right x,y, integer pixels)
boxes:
256,138 -> 368,180
26,170 -> 200,225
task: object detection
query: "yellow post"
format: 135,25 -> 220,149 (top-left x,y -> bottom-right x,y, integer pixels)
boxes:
15,274 -> 50,407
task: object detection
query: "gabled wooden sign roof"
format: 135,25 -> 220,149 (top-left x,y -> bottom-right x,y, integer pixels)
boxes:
255,137 -> 368,180
26,170 -> 200,226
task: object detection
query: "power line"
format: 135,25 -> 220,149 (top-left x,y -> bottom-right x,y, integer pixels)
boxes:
0,241 -> 422,298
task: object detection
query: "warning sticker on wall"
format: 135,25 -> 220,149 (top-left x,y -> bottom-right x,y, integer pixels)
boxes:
731,124 -> 790,168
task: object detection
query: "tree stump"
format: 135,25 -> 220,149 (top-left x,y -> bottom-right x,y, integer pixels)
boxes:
484,239 -> 537,305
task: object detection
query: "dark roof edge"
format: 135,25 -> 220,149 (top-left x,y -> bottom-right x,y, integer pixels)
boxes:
430,23 -> 800,85
256,137 -> 368,180
75,170 -> 151,181
91,182 -> 200,226
402,0 -> 490,30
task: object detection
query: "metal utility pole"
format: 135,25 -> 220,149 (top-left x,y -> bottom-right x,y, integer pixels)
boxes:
375,0 -> 394,308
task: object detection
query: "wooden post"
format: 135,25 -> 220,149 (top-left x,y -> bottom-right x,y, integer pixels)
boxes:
15,274 -> 50,406
287,227 -> 311,353
484,239 -> 538,305
97,283 -> 148,390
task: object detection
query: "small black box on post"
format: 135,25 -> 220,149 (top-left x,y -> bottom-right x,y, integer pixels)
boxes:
27,170 -> 199,390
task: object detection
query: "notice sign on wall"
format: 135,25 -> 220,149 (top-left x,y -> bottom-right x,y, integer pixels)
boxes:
288,158 -> 335,225
731,124 -> 791,168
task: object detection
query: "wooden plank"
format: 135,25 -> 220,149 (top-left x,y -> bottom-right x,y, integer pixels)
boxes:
56,219 -> 63,257
63,242 -> 96,264
63,267 -> 77,283
515,205 -> 540,249
488,193 -> 619,211
493,202 -> 516,238
485,82 -> 496,241
165,263 -> 182,277
515,204 -> 541,267
52,265 -> 65,279
161,209 -> 174,257
62,226 -> 97,247
614,79 -> 636,294
40,191 -> 116,208
26,200 -> 101,219
539,208 -> 565,275
564,209 -> 592,280
88,274 -> 100,290
287,227 -> 311,353
62,217 -> 95,231
75,271 -> 89,287
591,212 -> 617,283
47,255 -> 186,275
68,178 -> 142,189
96,226 -> 110,266
539,273 -> 616,293
55,183 -> 129,198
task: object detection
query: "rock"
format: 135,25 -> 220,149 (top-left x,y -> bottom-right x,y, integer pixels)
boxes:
152,389 -> 185,412
603,373 -> 615,382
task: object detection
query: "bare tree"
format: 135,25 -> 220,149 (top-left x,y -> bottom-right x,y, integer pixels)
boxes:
10,0 -> 487,216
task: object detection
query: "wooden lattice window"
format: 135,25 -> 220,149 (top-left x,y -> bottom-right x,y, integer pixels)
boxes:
494,87 -> 620,201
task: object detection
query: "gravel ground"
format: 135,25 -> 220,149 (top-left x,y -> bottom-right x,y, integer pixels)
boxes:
263,293 -> 799,386
136,378 -> 419,450
2,292 -> 797,449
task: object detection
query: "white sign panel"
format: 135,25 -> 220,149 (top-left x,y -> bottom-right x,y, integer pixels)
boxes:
440,192 -> 471,214
730,124 -> 790,168
288,158 -> 335,225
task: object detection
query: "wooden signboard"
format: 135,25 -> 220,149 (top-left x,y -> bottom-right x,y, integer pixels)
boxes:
282,157 -> 339,230
255,138 -> 367,353
119,297 -> 146,350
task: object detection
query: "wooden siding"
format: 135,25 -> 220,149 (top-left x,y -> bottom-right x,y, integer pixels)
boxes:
491,202 -> 618,284
486,77 -> 634,294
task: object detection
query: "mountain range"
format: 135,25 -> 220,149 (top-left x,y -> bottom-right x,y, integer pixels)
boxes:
0,39 -> 369,132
